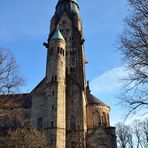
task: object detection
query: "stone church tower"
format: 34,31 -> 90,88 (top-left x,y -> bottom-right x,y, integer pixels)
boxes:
31,0 -> 117,147
0,0 -> 117,148
32,0 -> 87,147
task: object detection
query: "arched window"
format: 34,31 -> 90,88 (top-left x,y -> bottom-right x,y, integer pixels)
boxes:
51,121 -> 54,127
60,48 -> 63,54
107,113 -> 110,125
57,47 -> 60,54
51,105 -> 54,112
102,112 -> 106,126
70,115 -> 76,129
37,117 -> 43,129
93,112 -> 100,126
71,142 -> 75,148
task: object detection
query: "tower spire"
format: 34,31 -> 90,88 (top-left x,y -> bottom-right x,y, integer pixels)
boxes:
51,27 -> 65,41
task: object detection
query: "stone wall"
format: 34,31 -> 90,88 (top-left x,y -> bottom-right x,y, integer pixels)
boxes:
87,127 -> 117,148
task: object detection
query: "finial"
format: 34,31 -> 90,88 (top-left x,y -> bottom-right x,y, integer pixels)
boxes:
87,81 -> 89,87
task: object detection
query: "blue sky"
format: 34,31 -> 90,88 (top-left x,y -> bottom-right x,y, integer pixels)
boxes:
1,0 -> 144,124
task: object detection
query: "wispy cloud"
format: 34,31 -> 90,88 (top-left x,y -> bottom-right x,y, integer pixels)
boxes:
90,66 -> 147,124
90,66 -> 128,95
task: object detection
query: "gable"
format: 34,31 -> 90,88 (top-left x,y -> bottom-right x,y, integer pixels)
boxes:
31,77 -> 46,95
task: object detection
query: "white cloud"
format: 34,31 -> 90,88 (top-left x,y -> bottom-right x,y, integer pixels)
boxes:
90,66 -> 128,95
89,66 -> 147,124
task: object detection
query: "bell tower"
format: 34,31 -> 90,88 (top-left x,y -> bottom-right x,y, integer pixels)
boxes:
44,0 -> 87,147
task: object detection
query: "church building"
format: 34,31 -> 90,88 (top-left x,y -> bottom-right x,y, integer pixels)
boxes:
0,0 -> 117,148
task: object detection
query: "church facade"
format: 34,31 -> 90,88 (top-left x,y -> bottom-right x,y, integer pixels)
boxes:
0,0 -> 117,148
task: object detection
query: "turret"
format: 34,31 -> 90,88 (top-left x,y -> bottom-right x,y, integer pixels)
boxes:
46,28 -> 66,148
46,27 -> 66,83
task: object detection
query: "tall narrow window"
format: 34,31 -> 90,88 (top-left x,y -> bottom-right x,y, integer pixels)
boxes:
57,47 -> 60,53
55,75 -> 57,82
52,90 -> 54,96
60,48 -> 63,54
51,121 -> 54,127
102,112 -> 106,125
51,105 -> 54,112
37,117 -> 43,129
107,113 -> 109,125
70,115 -> 76,129
50,138 -> 54,144
52,76 -> 54,82
71,142 -> 75,148
93,112 -> 100,126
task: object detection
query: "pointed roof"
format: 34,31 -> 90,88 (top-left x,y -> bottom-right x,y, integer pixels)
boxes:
59,0 -> 77,3
51,28 -> 65,40
88,94 -> 110,108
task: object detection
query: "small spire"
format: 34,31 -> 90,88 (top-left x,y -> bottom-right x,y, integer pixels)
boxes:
87,81 -> 89,87
86,81 -> 91,93
51,27 -> 65,41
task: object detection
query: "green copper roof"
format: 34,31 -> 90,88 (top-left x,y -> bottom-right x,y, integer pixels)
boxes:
51,28 -> 65,40
71,0 -> 77,3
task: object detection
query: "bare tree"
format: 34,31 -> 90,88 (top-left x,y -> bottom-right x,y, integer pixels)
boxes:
0,48 -> 24,117
0,48 -> 48,147
127,126 -> 134,148
0,48 -> 24,142
133,120 -> 143,148
142,118 -> 148,147
118,0 -> 148,118
116,119 -> 148,148
133,119 -> 148,148
0,128 -> 48,148
116,122 -> 131,148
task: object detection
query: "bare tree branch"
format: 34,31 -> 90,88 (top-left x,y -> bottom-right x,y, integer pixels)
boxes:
117,0 -> 148,118
0,48 -> 24,117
